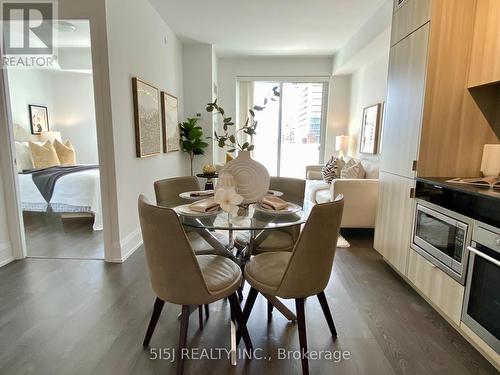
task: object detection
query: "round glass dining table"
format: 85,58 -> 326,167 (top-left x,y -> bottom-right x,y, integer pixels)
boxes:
179,203 -> 307,231
175,201 -> 308,322
177,203 -> 308,262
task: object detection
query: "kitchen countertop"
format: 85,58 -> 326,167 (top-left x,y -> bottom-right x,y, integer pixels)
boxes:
417,177 -> 500,202
416,177 -> 500,228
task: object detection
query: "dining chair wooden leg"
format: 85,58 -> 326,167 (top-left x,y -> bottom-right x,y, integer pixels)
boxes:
198,306 -> 204,330
236,287 -> 258,345
177,305 -> 190,375
267,301 -> 274,321
237,286 -> 244,301
143,297 -> 165,347
241,287 -> 258,322
204,304 -> 210,319
228,293 -> 253,351
316,291 -> 337,338
295,298 -> 309,375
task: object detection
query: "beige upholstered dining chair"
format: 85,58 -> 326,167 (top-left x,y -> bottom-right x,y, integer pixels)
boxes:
238,198 -> 344,375
154,176 -> 220,324
154,176 -> 200,208
154,176 -> 228,255
138,195 -> 252,375
243,176 -> 306,254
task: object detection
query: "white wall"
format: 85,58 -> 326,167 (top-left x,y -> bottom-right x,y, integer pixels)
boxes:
8,69 -> 99,164
217,56 -> 333,163
333,0 -> 393,75
106,0 -> 186,260
182,43 -> 216,173
325,75 -> 351,158
328,0 -> 392,162
346,51 -> 389,160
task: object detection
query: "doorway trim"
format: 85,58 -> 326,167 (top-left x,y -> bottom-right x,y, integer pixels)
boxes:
0,18 -> 121,263
0,69 -> 26,261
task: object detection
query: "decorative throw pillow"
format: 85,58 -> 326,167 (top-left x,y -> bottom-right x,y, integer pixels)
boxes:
15,141 -> 34,172
341,160 -> 366,179
29,141 -> 60,169
322,156 -> 345,183
343,158 -> 356,170
53,139 -> 76,166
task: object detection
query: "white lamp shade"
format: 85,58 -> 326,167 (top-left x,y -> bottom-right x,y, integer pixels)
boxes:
481,144 -> 500,177
335,135 -> 350,152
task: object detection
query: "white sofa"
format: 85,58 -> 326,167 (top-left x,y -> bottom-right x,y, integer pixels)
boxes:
305,158 -> 379,229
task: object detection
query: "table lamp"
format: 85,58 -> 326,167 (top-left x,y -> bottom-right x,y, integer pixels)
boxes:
335,135 -> 350,159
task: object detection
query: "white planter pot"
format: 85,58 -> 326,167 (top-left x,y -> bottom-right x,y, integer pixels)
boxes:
221,151 -> 270,204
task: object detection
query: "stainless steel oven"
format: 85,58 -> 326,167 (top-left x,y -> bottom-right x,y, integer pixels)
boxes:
412,201 -> 473,284
462,221 -> 500,354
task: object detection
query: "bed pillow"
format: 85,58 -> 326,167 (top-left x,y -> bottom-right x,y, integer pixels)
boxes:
29,141 -> 60,169
15,141 -> 34,172
322,156 -> 345,183
53,139 -> 76,166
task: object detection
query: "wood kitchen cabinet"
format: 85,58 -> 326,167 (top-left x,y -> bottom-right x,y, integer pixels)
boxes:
374,172 -> 415,275
381,23 -> 429,179
407,248 -> 465,326
468,0 -> 500,88
376,0 -> 499,272
417,0 -> 498,177
391,0 -> 431,46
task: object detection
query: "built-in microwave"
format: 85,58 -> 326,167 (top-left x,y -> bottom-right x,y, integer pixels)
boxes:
412,200 -> 473,284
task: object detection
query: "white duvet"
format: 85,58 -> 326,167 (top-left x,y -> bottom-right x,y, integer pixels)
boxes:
18,168 -> 103,231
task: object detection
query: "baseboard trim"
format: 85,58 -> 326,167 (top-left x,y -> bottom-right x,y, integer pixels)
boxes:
108,228 -> 143,263
0,241 -> 14,268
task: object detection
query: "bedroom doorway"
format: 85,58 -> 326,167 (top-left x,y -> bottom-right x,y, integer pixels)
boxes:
5,20 -> 104,260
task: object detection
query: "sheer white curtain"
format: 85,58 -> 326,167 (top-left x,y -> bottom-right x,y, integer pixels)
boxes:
237,81 -> 254,148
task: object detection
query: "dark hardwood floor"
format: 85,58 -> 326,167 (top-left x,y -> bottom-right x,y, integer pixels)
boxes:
23,212 -> 104,259
0,235 -> 497,375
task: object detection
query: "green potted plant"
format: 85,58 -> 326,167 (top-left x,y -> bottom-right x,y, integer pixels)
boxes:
179,117 -> 209,176
206,85 -> 280,152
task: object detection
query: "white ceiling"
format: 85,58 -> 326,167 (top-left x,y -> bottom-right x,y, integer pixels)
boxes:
149,0 -> 387,56
54,20 -> 91,48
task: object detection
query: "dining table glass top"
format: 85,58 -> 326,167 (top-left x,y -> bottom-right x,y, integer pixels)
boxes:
177,203 -> 308,231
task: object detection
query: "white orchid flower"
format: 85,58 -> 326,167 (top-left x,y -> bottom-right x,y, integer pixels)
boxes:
214,187 -> 243,216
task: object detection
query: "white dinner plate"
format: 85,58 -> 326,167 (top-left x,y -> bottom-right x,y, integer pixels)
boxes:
179,190 -> 215,201
267,190 -> 283,197
175,204 -> 220,217
254,202 -> 301,215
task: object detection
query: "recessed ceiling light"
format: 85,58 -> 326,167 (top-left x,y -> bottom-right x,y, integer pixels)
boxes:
57,21 -> 78,33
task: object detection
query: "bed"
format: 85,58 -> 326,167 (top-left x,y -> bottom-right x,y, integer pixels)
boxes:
18,167 -> 103,231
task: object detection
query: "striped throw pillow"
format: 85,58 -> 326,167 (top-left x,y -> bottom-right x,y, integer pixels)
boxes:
341,160 -> 366,179
322,157 -> 345,183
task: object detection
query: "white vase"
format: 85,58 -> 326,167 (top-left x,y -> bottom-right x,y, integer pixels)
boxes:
221,150 -> 270,204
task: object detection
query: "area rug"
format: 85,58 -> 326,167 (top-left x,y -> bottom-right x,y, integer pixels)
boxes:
337,235 -> 350,248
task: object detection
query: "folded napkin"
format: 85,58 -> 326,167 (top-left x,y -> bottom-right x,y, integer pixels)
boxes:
260,195 -> 289,211
190,190 -> 214,197
189,198 -> 219,213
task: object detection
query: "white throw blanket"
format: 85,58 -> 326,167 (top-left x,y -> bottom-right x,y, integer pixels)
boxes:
18,168 -> 103,231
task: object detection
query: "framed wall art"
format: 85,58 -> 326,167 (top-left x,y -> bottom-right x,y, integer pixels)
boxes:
360,103 -> 382,155
132,77 -> 161,158
161,92 -> 180,152
29,105 -> 49,134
